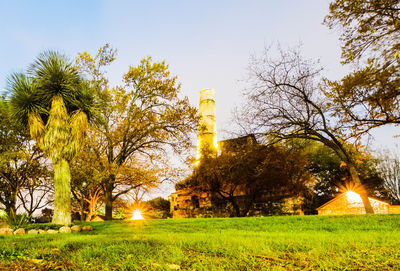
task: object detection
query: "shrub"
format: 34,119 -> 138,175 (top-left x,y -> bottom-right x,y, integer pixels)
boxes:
5,210 -> 31,230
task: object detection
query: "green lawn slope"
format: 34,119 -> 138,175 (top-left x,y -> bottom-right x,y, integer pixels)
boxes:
0,215 -> 399,270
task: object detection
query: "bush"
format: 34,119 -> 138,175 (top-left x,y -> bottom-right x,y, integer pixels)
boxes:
23,223 -> 62,230
35,208 -> 53,223
5,210 -> 31,230
0,210 -> 7,222
146,197 -> 171,218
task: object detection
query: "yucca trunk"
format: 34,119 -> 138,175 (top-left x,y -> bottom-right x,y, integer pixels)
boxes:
52,158 -> 72,225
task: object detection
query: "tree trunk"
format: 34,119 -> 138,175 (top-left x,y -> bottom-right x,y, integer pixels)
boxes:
5,203 -> 16,219
52,158 -> 72,225
80,197 -> 85,221
230,197 -> 242,217
104,176 -> 115,220
348,163 -> 374,214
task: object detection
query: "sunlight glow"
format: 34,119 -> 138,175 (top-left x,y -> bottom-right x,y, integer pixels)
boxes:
130,210 -> 144,220
346,191 -> 362,202
213,136 -> 219,151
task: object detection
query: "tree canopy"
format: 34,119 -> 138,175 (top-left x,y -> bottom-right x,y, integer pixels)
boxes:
325,0 -> 400,134
75,45 -> 197,220
239,46 -> 375,213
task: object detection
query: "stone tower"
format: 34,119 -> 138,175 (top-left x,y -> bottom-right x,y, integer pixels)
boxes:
196,88 -> 218,164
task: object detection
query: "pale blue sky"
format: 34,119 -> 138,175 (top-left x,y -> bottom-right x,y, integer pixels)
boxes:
1,0 -> 398,152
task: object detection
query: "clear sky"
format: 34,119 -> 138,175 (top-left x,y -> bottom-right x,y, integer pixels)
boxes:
1,1 -> 398,197
0,0 -> 346,132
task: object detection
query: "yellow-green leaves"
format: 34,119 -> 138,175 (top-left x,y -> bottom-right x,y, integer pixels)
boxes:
30,96 -> 89,162
68,110 -> 88,159
43,96 -> 70,161
28,112 -> 45,146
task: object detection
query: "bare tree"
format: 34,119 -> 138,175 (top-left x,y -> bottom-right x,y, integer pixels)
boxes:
240,46 -> 374,213
17,178 -> 53,217
376,150 -> 400,204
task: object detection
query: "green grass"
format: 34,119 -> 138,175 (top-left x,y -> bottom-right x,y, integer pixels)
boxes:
0,215 -> 399,270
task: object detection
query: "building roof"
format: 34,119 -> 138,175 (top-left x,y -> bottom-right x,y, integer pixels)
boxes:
316,192 -> 389,210
218,134 -> 257,152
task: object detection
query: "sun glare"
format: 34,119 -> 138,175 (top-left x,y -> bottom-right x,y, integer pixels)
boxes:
346,190 -> 362,202
131,210 -> 144,220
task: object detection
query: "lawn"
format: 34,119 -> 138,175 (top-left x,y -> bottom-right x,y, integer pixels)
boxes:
0,215 -> 399,270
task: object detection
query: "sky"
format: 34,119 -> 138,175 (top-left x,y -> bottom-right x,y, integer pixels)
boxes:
1,1 -> 399,198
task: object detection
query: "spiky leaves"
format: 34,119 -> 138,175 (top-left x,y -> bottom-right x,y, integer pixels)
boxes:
28,113 -> 45,147
7,73 -> 45,125
7,51 -> 95,225
67,109 -> 88,160
41,95 -> 88,162
28,51 -> 80,109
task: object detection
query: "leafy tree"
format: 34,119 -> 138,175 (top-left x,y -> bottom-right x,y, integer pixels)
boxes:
304,141 -> 384,209
184,143 -> 312,217
0,98 -> 48,217
324,1 -> 400,134
70,145 -> 104,221
7,52 -> 97,225
240,47 -> 375,213
76,45 -> 197,220
324,0 -> 400,63
146,197 -> 170,218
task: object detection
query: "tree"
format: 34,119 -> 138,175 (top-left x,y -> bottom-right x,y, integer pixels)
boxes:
184,143 -> 312,217
0,98 -> 48,217
324,1 -> 400,134
70,145 -> 104,221
376,150 -> 400,204
240,46 -> 375,213
304,140 -> 384,210
324,0 -> 400,63
7,52 -> 97,225
17,177 -> 53,218
146,197 -> 170,218
76,45 -> 197,220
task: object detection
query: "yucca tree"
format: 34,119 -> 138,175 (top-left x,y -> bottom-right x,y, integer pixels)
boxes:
8,51 -> 96,225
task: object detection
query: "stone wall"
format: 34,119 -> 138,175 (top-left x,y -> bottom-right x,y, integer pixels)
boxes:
169,188 -> 304,218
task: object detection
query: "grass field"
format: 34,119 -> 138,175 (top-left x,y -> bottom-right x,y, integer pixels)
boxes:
0,215 -> 399,270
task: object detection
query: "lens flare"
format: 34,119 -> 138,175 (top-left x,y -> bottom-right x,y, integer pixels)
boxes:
130,210 -> 144,220
346,190 -> 362,202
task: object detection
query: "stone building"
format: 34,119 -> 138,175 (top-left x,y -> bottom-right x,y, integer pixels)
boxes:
317,191 -> 400,215
168,89 -> 305,218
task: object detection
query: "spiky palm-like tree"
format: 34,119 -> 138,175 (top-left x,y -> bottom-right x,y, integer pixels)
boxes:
8,51 -> 96,225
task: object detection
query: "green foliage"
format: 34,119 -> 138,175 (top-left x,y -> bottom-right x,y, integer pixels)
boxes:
0,97 -> 48,216
325,0 -> 400,131
186,143 -> 313,216
112,208 -> 127,220
22,223 -> 63,231
146,197 -> 170,218
0,210 -> 8,221
4,210 -> 31,230
324,0 -> 400,63
75,45 -> 197,220
303,141 -> 384,211
0,216 -> 399,270
242,46 -> 375,213
7,51 -> 97,225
